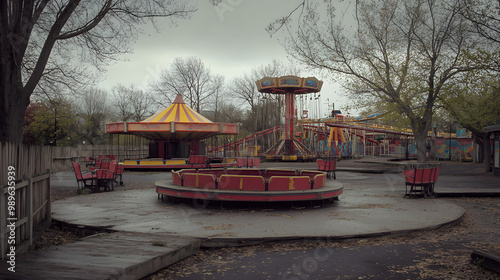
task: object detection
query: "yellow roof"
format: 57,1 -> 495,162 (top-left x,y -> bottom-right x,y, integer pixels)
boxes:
142,94 -> 212,123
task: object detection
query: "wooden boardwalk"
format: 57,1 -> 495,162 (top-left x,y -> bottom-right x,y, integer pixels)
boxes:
0,232 -> 200,280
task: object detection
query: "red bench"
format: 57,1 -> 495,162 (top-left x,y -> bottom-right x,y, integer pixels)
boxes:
96,169 -> 115,191
403,164 -> 440,198
72,162 -> 98,193
115,164 -> 125,186
84,156 -> 95,167
317,158 -> 336,179
107,160 -> 124,187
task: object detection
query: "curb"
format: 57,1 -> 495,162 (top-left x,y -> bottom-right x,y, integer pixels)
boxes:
200,210 -> 465,248
435,192 -> 500,198
471,250 -> 500,274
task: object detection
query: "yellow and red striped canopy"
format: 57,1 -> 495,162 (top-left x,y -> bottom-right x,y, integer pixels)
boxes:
106,94 -> 238,140
142,94 -> 212,123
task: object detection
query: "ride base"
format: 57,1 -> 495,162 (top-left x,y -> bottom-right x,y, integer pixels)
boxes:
156,168 -> 343,203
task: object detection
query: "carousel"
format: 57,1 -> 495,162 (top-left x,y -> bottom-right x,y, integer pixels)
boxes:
106,94 -> 239,169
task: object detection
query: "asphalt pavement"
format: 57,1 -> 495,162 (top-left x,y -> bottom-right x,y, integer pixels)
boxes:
3,158 -> 499,280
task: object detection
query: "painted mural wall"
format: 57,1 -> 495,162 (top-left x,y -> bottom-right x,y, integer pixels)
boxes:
432,138 -> 473,160
305,137 -> 474,160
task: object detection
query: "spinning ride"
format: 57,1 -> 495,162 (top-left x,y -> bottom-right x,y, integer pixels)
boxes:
156,168 -> 343,204
256,76 -> 323,161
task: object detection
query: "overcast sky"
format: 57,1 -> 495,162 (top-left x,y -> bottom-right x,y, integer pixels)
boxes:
97,0 -> 353,117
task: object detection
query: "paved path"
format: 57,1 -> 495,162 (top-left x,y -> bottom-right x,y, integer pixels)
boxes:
4,159 -> 498,280
50,173 -> 464,247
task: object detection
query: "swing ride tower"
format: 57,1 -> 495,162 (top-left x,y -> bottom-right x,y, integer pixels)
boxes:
256,76 -> 323,161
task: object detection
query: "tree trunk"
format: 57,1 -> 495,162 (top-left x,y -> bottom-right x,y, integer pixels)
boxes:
0,96 -> 30,143
0,55 -> 31,143
414,130 -> 427,163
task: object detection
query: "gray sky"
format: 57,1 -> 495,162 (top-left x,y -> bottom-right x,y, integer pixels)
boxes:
98,0 -> 352,118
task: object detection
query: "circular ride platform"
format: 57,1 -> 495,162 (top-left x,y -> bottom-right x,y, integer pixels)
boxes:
156,168 -> 343,204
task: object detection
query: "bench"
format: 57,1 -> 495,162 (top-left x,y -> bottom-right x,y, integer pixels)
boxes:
107,160 -> 125,187
317,158 -> 336,179
115,164 -> 124,186
72,162 -> 98,193
96,169 -> 115,191
84,156 -> 95,167
403,164 -> 440,198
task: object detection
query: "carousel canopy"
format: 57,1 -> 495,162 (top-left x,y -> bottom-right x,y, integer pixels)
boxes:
142,94 -> 212,123
106,94 -> 238,141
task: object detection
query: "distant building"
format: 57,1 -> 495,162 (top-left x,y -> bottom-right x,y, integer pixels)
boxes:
483,124 -> 500,176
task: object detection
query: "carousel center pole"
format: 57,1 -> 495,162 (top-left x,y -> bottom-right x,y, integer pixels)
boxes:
284,91 -> 295,155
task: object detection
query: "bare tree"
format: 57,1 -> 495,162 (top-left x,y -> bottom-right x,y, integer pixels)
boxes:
112,84 -> 156,122
77,88 -> 109,145
0,0 -> 199,143
273,0 -> 495,162
460,0 -> 500,44
230,59 -> 300,133
209,74 -> 225,122
151,56 -> 216,113
112,85 -> 134,122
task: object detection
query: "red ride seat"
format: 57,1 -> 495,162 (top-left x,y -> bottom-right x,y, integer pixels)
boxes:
183,173 -> 217,189
218,175 -> 266,191
268,176 -> 312,191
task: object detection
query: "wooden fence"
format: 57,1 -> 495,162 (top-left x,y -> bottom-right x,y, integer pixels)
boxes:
1,142 -> 52,259
0,140 -> 149,258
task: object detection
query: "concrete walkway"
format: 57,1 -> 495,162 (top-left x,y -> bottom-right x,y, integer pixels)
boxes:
0,232 -> 199,280
50,181 -> 464,247
3,159 -> 498,280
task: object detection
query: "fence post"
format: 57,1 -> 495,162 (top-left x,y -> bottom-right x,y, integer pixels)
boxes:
47,169 -> 52,222
27,176 -> 33,246
1,185 -> 5,260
